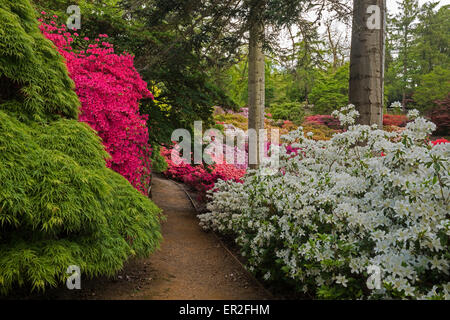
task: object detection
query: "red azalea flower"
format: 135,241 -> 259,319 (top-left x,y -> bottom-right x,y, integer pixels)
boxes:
431,139 -> 450,146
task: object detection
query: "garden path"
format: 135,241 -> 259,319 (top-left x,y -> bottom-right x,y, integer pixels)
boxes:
131,176 -> 270,300
45,176 -> 269,300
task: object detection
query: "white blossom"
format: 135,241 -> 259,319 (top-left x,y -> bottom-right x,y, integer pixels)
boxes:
199,107 -> 450,300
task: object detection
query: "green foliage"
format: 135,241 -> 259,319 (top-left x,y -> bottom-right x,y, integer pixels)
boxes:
267,102 -> 305,125
150,145 -> 168,174
385,3 -> 450,108
0,0 -> 79,122
213,58 -> 249,108
0,0 -> 161,294
414,67 -> 450,111
413,4 -> 450,78
309,63 -> 349,114
388,0 -> 420,103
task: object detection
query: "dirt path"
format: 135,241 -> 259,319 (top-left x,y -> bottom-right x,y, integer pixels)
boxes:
38,176 -> 270,300
135,176 -> 269,300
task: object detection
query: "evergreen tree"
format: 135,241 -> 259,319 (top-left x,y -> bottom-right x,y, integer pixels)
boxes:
389,0 -> 420,108
413,3 -> 449,77
309,63 -> 349,114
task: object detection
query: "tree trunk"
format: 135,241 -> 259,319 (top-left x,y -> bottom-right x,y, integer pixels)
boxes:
349,0 -> 386,127
248,2 -> 265,169
402,28 -> 408,110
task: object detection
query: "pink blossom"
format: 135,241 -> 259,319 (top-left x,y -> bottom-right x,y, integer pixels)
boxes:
41,21 -> 153,194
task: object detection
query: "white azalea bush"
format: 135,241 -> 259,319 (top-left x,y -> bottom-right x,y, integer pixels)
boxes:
199,106 -> 450,299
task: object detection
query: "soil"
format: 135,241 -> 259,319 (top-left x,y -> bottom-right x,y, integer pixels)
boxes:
7,176 -> 271,300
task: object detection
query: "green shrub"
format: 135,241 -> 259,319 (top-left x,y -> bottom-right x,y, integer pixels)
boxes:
414,67 -> 450,111
0,0 -> 161,294
151,145 -> 168,173
267,102 -> 305,125
309,63 -> 349,115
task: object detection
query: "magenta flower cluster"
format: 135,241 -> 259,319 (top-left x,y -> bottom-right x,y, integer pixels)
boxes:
40,17 -> 153,194
160,147 -> 246,201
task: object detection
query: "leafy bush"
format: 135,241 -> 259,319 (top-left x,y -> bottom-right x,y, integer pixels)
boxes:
302,124 -> 339,141
151,145 -> 168,173
414,67 -> 450,111
214,113 -> 248,131
0,0 -> 161,294
200,106 -> 449,300
40,18 -> 153,194
267,102 -> 305,125
309,63 -> 349,115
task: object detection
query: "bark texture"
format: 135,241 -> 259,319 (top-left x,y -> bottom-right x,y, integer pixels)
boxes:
349,0 -> 386,127
248,2 -> 265,169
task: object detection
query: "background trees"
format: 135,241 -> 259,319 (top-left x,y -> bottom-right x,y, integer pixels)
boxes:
33,0 -> 449,141
389,0 -> 420,109
386,2 -> 449,114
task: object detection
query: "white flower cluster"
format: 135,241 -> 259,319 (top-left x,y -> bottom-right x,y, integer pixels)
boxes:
407,109 -> 420,120
199,107 -> 450,300
331,104 -> 360,126
390,101 -> 403,109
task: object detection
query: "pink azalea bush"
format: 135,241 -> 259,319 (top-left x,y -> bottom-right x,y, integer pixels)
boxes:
160,146 -> 246,201
303,115 -> 342,129
383,114 -> 409,127
40,16 -> 153,194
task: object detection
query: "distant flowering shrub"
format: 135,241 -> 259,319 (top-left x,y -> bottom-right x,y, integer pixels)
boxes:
301,124 -> 339,141
383,114 -> 409,127
238,107 -> 249,118
160,146 -> 246,201
303,115 -> 341,129
40,17 -> 153,194
305,113 -> 411,130
200,106 -> 450,300
390,101 -> 403,109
